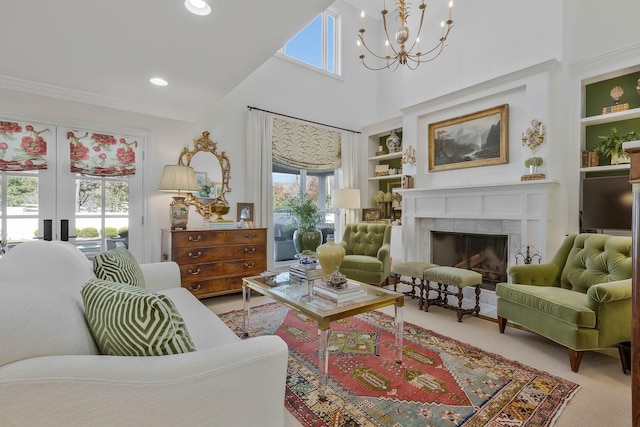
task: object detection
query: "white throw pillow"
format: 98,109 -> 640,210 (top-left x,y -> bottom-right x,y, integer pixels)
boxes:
0,282 -> 99,367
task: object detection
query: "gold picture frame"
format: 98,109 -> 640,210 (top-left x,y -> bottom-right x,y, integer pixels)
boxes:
362,208 -> 382,222
428,104 -> 509,172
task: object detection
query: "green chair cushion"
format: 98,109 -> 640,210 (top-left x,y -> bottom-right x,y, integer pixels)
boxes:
392,262 -> 439,279
424,266 -> 482,288
81,279 -> 196,356
341,254 -> 383,272
496,283 -> 596,328
93,247 -> 146,288
561,234 -> 632,293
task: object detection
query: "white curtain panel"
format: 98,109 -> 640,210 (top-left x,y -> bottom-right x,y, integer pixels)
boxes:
245,110 -> 274,270
336,130 -> 361,239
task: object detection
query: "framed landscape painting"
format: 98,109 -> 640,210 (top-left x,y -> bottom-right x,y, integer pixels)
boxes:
428,104 -> 509,172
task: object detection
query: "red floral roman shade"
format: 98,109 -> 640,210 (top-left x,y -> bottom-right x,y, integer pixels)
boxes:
0,120 -> 50,171
68,130 -> 138,177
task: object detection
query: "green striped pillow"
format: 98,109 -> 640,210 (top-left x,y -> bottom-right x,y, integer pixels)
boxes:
81,279 -> 196,356
93,247 -> 145,287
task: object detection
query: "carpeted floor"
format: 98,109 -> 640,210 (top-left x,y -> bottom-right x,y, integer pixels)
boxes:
204,290 -> 631,427
218,302 -> 580,426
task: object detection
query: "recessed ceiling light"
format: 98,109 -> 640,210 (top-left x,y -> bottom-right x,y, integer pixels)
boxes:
150,77 -> 168,86
184,0 -> 211,16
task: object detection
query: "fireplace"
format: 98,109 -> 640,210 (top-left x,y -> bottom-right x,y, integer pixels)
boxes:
431,231 -> 508,291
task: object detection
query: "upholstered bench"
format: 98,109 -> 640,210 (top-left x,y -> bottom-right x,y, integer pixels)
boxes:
423,266 -> 483,322
391,262 -> 438,307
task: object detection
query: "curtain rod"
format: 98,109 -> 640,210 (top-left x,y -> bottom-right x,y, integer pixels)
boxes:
247,106 -> 361,134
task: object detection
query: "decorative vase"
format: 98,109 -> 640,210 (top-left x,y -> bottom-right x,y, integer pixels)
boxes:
316,237 -> 346,282
529,165 -> 537,174
198,187 -> 210,197
386,130 -> 401,153
293,229 -> 323,253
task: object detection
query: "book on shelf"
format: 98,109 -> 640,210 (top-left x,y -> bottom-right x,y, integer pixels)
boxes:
313,286 -> 366,303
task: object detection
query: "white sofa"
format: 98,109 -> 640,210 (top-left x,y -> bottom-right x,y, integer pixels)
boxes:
0,240 -> 288,426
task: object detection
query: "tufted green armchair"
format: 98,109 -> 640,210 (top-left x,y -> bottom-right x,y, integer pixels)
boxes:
338,223 -> 392,285
496,233 -> 632,372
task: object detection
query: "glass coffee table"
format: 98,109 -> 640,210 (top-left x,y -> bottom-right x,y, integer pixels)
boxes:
242,273 -> 404,401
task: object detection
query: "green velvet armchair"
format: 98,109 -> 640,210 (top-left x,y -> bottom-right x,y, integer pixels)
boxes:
496,233 -> 632,372
338,223 -> 391,286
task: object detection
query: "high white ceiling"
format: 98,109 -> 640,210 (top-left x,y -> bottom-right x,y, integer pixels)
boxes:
0,0 -> 333,122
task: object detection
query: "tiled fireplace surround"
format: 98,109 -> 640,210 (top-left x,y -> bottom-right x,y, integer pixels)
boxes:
398,180 -> 559,317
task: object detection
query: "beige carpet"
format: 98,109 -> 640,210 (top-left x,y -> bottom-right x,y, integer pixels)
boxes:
203,283 -> 631,427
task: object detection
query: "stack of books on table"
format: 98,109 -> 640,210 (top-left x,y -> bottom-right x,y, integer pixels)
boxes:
207,220 -> 235,230
313,281 -> 366,303
289,264 -> 323,286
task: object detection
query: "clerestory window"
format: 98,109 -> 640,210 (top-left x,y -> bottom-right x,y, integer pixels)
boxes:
279,9 -> 339,75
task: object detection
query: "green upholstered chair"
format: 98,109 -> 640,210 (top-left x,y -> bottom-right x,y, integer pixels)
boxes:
338,223 -> 392,285
496,233 -> 632,372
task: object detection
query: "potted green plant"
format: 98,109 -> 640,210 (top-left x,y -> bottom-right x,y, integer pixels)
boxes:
595,127 -> 639,165
524,156 -> 543,174
285,195 -> 323,253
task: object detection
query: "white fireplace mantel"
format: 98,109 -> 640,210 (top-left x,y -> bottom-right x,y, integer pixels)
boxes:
397,180 -> 560,268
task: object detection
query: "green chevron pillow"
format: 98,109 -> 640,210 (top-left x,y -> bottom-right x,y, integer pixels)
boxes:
93,247 -> 145,288
81,279 -> 196,356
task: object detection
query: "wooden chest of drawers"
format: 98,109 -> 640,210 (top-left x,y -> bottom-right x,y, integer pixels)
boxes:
161,228 -> 267,299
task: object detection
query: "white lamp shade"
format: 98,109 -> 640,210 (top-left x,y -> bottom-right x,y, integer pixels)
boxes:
158,165 -> 199,192
332,188 -> 361,209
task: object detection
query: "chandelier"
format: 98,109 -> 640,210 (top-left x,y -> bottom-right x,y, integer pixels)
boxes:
357,0 -> 454,71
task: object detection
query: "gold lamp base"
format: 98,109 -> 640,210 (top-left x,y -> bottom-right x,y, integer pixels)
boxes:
170,196 -> 189,230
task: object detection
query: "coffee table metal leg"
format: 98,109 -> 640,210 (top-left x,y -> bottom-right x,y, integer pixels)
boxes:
241,282 -> 250,338
318,328 -> 329,402
395,304 -> 404,363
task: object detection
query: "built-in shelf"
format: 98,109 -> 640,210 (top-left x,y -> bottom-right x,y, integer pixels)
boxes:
367,152 -> 402,161
368,175 -> 403,181
581,107 -> 640,126
579,164 -> 630,173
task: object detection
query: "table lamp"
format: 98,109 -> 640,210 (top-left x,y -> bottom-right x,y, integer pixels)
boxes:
332,188 -> 361,238
158,165 -> 199,230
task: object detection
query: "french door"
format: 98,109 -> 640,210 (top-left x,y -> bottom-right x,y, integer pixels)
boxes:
0,122 -> 144,259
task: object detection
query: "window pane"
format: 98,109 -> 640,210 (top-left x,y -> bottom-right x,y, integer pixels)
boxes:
7,175 -> 38,215
327,15 -> 335,73
7,217 -> 37,242
105,181 -> 129,214
76,179 -> 102,214
285,14 -> 322,68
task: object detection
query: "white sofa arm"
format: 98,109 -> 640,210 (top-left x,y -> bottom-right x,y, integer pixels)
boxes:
0,336 -> 288,427
140,261 -> 181,291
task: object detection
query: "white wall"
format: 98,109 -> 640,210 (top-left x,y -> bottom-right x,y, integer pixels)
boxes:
2,0 -> 640,263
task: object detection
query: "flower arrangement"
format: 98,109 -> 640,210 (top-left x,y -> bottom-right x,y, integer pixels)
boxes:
522,119 -> 546,153
372,190 -> 385,205
524,157 -> 543,168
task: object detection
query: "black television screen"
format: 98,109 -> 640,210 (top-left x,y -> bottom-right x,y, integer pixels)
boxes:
581,175 -> 633,231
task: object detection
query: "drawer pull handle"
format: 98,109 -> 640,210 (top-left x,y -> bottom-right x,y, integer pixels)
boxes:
244,232 -> 257,239
244,247 -> 256,254
188,235 -> 202,242
187,284 -> 202,292
188,268 -> 202,275
244,262 -> 255,269
188,251 -> 202,258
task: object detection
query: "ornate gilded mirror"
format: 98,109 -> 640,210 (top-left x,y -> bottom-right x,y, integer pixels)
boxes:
178,131 -> 231,220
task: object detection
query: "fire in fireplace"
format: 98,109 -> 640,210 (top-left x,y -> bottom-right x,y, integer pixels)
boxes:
431,231 -> 508,291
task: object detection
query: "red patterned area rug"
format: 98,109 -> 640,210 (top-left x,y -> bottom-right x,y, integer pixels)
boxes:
219,303 -> 580,427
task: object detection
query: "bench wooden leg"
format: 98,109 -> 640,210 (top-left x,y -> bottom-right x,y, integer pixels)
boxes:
568,348 -> 584,372
498,316 -> 507,333
456,288 -> 464,322
474,285 -> 481,316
